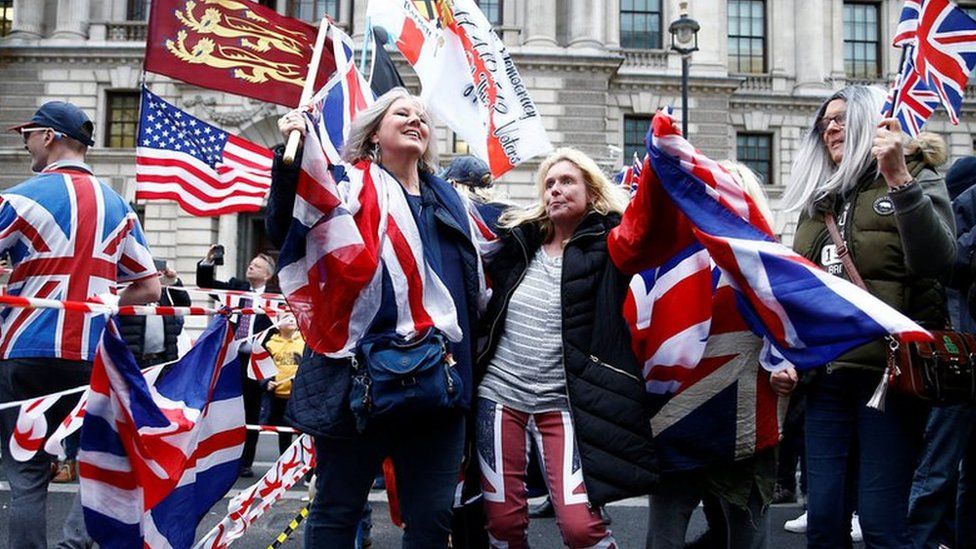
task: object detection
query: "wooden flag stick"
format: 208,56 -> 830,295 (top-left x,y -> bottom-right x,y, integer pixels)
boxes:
283,17 -> 331,165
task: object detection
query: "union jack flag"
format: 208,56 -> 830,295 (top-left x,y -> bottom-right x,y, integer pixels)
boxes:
0,168 -> 156,361
884,48 -> 942,137
643,111 -> 930,371
894,0 -> 923,46
912,0 -> 976,124
80,316 -> 244,549
614,152 -> 645,198
609,111 -> 933,468
278,25 -> 494,357
307,25 -> 372,166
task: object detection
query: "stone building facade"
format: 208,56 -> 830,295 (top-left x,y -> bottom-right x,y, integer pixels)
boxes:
1,0 -> 975,329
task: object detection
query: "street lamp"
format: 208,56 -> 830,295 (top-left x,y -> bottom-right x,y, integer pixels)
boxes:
669,1 -> 700,136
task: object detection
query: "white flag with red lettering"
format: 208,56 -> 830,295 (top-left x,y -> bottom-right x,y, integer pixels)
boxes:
365,0 -> 551,178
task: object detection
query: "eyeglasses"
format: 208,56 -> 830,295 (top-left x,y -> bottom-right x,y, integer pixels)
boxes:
816,113 -> 846,134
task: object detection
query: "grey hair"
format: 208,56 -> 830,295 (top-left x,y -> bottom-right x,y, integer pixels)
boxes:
782,85 -> 887,215
340,87 -> 439,172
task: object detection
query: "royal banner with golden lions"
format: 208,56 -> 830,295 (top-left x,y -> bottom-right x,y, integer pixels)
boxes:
145,0 -> 336,106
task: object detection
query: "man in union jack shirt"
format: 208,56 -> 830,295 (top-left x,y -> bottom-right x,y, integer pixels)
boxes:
1,102 -> 160,548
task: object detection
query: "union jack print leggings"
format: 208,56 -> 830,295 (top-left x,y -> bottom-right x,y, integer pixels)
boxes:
476,398 -> 617,549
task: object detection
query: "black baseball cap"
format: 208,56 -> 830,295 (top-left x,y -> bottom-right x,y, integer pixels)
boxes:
8,101 -> 95,146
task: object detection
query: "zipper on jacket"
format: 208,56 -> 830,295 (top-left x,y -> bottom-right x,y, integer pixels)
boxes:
559,225 -> 607,510
588,355 -> 642,382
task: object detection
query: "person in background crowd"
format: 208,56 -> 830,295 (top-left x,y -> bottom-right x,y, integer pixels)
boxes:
907,155 -> 976,549
475,147 -> 658,548
270,88 -> 487,548
260,312 -> 304,455
440,154 -> 508,230
197,248 -> 275,478
784,85 -> 954,548
646,161 -> 776,549
1,101 -> 160,548
119,261 -> 192,368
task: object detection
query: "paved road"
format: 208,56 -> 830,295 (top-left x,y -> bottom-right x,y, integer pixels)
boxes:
0,436 -> 845,548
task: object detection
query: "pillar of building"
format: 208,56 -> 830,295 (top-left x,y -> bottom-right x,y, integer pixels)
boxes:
51,0 -> 90,40
521,0 -> 558,47
793,0 -> 831,94
567,0 -> 604,49
5,0 -> 45,40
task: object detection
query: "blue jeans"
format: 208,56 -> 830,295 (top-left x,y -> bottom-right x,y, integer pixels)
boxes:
805,368 -> 927,549
959,429 -> 976,548
908,403 -> 976,549
305,409 -> 465,548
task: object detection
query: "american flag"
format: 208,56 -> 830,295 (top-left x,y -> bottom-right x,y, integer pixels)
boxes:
912,0 -> 976,124
135,86 -> 273,216
884,49 -> 942,137
894,0 -> 923,46
80,317 -> 244,549
0,169 -> 156,361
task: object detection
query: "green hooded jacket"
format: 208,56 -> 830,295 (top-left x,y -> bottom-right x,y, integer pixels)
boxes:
792,135 -> 956,371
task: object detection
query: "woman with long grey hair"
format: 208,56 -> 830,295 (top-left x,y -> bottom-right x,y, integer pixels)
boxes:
784,85 -> 954,547
267,88 -> 488,548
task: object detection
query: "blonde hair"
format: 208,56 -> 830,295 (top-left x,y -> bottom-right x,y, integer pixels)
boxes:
718,160 -> 774,224
497,147 -> 629,237
340,88 -> 439,172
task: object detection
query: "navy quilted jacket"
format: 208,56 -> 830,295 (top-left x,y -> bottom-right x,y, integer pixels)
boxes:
266,148 -> 483,438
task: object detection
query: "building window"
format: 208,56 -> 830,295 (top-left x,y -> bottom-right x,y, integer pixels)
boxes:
476,0 -> 502,26
291,0 -> 340,22
843,2 -> 880,79
623,116 -> 650,163
126,0 -> 150,21
621,0 -> 662,49
105,91 -> 141,149
728,0 -> 765,73
0,0 -> 12,36
452,133 -> 470,155
736,133 -> 773,185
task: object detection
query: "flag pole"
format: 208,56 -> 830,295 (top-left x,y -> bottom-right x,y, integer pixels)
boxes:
888,45 -> 910,118
283,17 -> 331,165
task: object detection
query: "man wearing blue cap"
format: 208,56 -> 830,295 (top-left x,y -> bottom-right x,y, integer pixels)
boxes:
3,102 -> 161,548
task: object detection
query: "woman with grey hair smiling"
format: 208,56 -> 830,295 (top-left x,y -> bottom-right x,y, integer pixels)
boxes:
267,88 -> 489,548
781,85 -> 954,548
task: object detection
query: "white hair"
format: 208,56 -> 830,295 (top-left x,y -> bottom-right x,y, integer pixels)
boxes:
782,85 -> 887,215
340,87 -> 439,171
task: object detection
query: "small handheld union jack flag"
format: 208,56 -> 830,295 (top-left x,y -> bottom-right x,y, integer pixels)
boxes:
911,0 -> 976,124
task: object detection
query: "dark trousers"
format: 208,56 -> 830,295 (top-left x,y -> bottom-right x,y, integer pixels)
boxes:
306,409 -> 465,548
0,358 -> 92,549
805,368 -> 927,549
239,352 -> 261,468
265,395 -> 293,455
776,392 -> 807,495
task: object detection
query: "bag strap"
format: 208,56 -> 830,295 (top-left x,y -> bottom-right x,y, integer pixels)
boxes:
823,212 -> 868,291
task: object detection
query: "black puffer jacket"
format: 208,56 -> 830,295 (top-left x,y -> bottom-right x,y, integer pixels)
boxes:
477,212 -> 658,505
118,281 -> 191,365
